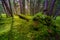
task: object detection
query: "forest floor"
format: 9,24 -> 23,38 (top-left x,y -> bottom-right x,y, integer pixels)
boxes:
0,14 -> 60,40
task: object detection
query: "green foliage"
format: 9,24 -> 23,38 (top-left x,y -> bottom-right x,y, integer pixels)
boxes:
0,13 -> 60,40
0,15 -> 12,36
33,13 -> 55,26
55,16 -> 60,35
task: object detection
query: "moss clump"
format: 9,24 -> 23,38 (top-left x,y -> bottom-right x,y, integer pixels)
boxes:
28,13 -> 59,40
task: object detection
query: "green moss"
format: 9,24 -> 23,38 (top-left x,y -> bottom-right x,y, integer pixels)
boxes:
0,13 -> 60,40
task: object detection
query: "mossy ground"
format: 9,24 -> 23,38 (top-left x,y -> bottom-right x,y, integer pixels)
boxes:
0,14 -> 60,40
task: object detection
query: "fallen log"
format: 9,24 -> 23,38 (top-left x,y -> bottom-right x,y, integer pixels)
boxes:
17,15 -> 30,21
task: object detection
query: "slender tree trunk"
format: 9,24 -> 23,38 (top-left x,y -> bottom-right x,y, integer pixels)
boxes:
37,0 -> 41,12
8,0 -> 13,17
22,0 -> 25,14
49,0 -> 56,16
1,0 -> 9,16
13,0 -> 16,14
30,0 -> 34,15
30,0 -> 41,15
19,0 -> 23,14
19,0 -> 25,14
43,0 -> 49,15
35,0 -> 41,13
1,0 -> 13,17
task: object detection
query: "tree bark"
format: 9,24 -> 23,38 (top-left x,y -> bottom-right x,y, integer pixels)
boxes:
49,0 -> 56,16
1,0 -> 13,17
19,0 -> 25,14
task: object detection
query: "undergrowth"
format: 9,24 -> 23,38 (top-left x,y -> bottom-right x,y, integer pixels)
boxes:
0,13 -> 60,40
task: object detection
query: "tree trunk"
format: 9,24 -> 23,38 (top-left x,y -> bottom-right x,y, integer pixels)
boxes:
19,0 -> 25,14
43,0 -> 49,15
49,0 -> 56,16
1,0 -> 13,17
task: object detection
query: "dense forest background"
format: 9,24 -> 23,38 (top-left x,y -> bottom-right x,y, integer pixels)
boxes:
0,0 -> 60,16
